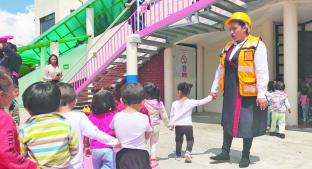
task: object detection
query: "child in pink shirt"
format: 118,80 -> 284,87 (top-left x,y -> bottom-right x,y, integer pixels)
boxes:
300,88 -> 310,123
89,89 -> 117,169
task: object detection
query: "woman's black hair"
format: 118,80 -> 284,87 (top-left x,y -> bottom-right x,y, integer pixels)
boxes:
91,89 -> 115,114
143,82 -> 160,102
177,82 -> 193,96
22,82 -> 61,115
48,54 -> 59,66
121,83 -> 144,105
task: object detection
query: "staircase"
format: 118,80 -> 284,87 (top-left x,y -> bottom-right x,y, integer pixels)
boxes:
65,0 -> 249,109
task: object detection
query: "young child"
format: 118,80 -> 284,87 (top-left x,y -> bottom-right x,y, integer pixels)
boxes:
19,82 -> 79,168
9,84 -> 20,127
266,81 -> 276,130
267,81 -> 291,139
89,89 -> 118,169
56,82 -> 119,169
299,86 -> 310,126
110,83 -> 152,169
0,68 -> 37,169
142,82 -> 169,167
169,82 -> 213,163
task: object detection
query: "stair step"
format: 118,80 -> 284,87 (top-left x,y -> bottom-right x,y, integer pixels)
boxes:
213,0 -> 246,13
199,10 -> 228,23
93,81 -> 117,85
118,55 -> 151,62
105,68 -> 126,73
137,48 -> 158,54
174,27 -> 199,34
151,33 -> 171,40
110,62 -> 126,66
158,29 -> 189,36
139,39 -> 170,48
188,23 -> 221,33
97,75 -> 124,79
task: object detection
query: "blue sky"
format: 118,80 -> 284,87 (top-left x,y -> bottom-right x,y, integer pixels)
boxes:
0,0 -> 34,13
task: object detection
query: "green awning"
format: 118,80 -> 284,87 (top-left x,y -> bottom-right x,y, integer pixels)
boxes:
19,0 -> 130,65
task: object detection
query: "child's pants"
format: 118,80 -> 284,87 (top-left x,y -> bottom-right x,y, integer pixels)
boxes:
175,126 -> 194,156
267,110 -> 272,127
116,148 -> 151,169
150,125 -> 160,159
270,112 -> 286,134
91,148 -> 115,169
302,106 -> 309,121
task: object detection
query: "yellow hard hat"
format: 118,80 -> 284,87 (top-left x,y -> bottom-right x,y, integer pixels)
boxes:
224,12 -> 252,30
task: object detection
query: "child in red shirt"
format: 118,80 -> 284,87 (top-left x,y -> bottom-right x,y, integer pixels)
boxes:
0,68 -> 37,169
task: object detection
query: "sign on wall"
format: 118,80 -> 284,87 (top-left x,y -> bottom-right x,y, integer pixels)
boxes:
173,45 -> 197,100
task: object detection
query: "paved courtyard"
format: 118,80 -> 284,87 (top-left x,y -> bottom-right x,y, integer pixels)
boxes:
156,113 -> 312,169
20,110 -> 312,169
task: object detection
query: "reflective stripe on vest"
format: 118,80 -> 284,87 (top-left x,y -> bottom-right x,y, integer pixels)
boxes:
219,35 -> 260,97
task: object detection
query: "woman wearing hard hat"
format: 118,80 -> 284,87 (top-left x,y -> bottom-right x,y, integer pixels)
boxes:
210,12 -> 269,168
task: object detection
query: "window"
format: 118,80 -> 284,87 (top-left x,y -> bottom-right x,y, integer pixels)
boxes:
40,13 -> 55,34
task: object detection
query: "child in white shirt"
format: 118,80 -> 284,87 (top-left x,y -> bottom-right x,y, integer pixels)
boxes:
110,83 -> 152,169
57,82 -> 120,169
170,82 -> 213,163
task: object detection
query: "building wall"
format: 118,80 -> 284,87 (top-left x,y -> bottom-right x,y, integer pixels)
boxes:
34,0 -> 85,36
139,50 -> 165,99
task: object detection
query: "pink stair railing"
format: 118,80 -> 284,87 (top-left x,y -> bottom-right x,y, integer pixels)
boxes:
70,0 -> 216,93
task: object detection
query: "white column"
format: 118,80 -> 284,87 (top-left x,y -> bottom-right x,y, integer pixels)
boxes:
283,1 -> 298,126
164,47 -> 174,112
86,8 -> 94,59
40,47 -> 47,77
261,20 -> 275,80
50,42 -> 59,57
126,34 -> 140,83
86,8 -> 94,39
197,45 -> 204,112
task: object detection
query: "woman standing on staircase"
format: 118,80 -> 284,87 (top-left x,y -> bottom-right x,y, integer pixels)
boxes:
209,12 -> 269,168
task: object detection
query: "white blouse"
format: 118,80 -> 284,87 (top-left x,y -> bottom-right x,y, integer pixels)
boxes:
43,64 -> 63,81
210,40 -> 269,99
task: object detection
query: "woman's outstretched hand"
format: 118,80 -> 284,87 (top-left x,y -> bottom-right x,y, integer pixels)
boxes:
210,92 -> 217,100
256,98 -> 268,111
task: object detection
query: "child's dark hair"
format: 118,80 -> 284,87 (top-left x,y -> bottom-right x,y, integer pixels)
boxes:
268,81 -> 276,92
177,82 -> 193,96
56,82 -> 76,106
143,82 -> 160,102
121,83 -> 144,105
302,86 -> 309,95
0,67 -> 12,92
23,82 -> 61,115
91,89 -> 115,114
274,81 -> 285,91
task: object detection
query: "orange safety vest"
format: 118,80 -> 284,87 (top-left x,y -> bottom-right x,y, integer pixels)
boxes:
219,35 -> 260,97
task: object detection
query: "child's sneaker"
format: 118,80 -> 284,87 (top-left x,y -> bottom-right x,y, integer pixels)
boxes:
175,156 -> 182,161
185,151 -> 192,163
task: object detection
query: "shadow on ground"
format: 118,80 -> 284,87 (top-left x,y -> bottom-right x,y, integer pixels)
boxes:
157,148 -> 260,166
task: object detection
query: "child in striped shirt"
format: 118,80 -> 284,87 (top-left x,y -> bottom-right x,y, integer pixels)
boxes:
57,83 -> 120,169
19,82 -> 79,168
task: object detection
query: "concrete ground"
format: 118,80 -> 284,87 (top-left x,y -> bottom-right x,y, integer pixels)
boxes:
19,110 -> 312,169
156,113 -> 312,169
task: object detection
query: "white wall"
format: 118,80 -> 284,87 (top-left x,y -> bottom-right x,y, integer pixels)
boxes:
35,0 -> 85,36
